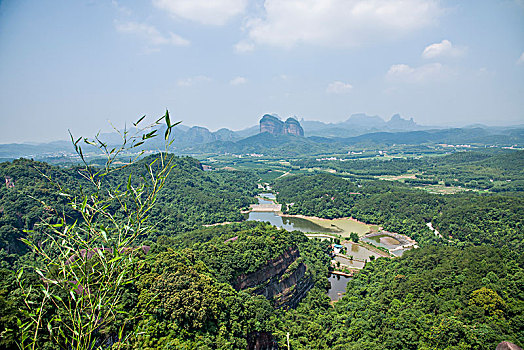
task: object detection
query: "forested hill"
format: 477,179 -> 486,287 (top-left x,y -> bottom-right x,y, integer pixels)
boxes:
273,173 -> 524,253
0,156 -> 257,267
291,150 -> 524,192
110,155 -> 258,233
279,245 -> 524,349
0,152 -> 523,349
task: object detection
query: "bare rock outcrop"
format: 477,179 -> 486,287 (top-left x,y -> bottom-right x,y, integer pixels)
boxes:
259,115 -> 304,136
234,246 -> 314,308
496,342 -> 523,350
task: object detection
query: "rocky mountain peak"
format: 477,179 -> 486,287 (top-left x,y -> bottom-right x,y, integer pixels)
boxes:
259,115 -> 304,136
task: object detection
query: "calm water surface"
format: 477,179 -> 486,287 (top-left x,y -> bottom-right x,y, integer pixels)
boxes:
362,234 -> 401,249
246,211 -> 337,233
328,274 -> 352,301
259,193 -> 276,200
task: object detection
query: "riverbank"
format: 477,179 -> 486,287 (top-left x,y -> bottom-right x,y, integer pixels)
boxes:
280,214 -> 375,237
357,240 -> 392,258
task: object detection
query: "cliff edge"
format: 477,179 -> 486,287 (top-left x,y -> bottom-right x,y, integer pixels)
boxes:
260,115 -> 304,137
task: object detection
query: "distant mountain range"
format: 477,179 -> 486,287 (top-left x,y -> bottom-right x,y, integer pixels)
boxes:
299,113 -> 432,138
1,113 -> 522,161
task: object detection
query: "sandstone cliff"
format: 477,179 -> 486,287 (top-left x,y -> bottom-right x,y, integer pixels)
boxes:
259,115 -> 304,136
284,117 -> 304,136
234,246 -> 314,308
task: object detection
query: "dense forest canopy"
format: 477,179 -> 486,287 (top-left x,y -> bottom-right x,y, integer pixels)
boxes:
278,245 -> 524,349
0,146 -> 522,349
289,150 -> 524,192
0,156 -> 257,268
273,173 -> 524,253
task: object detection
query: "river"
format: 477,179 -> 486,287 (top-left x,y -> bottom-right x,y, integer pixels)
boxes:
246,211 -> 339,233
246,194 -> 366,300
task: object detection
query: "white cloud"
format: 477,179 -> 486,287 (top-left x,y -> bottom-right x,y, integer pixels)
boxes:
230,76 -> 247,85
112,0 -> 132,16
244,0 -> 442,48
115,21 -> 189,46
386,63 -> 449,83
422,39 -> 465,59
326,81 -> 353,94
517,52 -> 524,65
153,0 -> 247,25
234,41 -> 255,53
177,75 -> 211,87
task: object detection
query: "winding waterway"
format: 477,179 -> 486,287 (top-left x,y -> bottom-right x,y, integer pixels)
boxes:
246,211 -> 339,233
246,193 -> 413,299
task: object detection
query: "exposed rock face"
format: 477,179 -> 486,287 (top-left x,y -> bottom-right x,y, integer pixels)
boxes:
284,117 -> 304,136
496,342 -> 523,350
234,247 -> 314,308
260,115 -> 284,135
259,115 -> 304,136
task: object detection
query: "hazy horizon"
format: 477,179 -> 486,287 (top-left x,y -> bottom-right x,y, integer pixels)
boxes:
1,0 -> 523,143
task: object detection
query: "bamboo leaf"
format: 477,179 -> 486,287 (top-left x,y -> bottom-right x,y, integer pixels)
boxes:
142,129 -> 158,140
101,229 -> 108,242
133,115 -> 146,126
164,109 -> 171,127
108,256 -> 123,264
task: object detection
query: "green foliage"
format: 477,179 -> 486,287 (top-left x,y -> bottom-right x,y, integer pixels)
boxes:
290,150 -> 524,192
273,173 -> 524,252
0,157 -> 257,270
125,222 -> 330,348
469,287 -> 506,318
14,113 -> 179,349
276,246 -> 524,349
1,123 -> 523,349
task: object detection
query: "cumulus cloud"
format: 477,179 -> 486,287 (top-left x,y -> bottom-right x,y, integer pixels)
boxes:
234,41 -> 255,53
115,21 -> 189,46
230,76 -> 247,85
517,52 -> 524,65
177,75 -> 211,86
326,81 -> 353,94
153,0 -> 247,25
422,39 -> 465,59
244,0 -> 442,48
386,63 -> 449,83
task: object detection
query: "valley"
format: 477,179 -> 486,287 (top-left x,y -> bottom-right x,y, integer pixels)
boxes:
0,117 -> 522,349
3,2 -> 524,348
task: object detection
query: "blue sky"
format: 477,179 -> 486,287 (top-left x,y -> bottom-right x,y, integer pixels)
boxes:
0,0 -> 523,143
